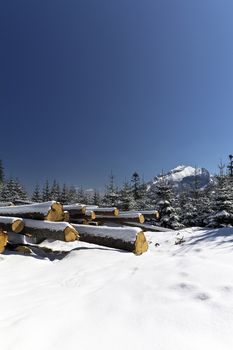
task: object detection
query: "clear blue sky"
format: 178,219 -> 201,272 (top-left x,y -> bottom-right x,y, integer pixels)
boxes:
1,0 -> 233,191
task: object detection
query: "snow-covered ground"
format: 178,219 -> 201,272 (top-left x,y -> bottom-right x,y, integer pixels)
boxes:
1,227 -> 233,350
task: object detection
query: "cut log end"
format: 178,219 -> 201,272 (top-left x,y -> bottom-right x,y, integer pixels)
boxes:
0,230 -> 8,253
63,211 -> 70,222
134,231 -> 148,255
12,219 -> 24,233
64,227 -> 79,242
114,208 -> 119,216
45,203 -> 64,221
139,214 -> 145,224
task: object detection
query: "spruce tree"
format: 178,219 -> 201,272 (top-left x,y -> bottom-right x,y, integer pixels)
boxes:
77,186 -> 87,204
119,181 -> 136,210
103,172 -> 119,207
0,160 -> 4,184
31,184 -> 41,202
207,175 -> 233,227
42,180 -> 51,202
93,189 -> 101,206
155,178 -> 183,229
50,180 -> 60,201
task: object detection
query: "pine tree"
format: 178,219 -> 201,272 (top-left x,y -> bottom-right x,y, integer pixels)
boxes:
131,172 -> 141,200
68,185 -> 77,203
102,172 -> 119,207
76,186 -> 87,204
0,178 -> 28,202
0,160 -> 5,184
42,180 -> 51,202
50,180 -> 60,201
59,184 -> 70,204
31,184 -> 41,202
207,175 -> 233,227
93,189 -> 101,206
119,180 -> 136,210
155,178 -> 183,229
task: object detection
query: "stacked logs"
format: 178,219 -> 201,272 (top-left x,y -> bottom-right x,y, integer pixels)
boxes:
0,201 -> 155,255
0,201 -> 79,253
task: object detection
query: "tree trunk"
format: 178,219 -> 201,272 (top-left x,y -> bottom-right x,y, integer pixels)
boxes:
72,224 -> 148,255
95,212 -> 145,224
122,221 -> 172,232
69,210 -> 96,221
0,201 -> 64,221
0,230 -> 8,253
86,207 -> 119,216
0,217 -> 24,233
127,210 -> 159,219
63,204 -> 87,217
0,202 -> 14,207
21,219 -> 79,242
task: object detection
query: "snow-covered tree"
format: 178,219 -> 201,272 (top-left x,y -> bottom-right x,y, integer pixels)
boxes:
0,160 -> 5,184
76,186 -> 87,204
0,178 -> 28,202
118,181 -> 136,210
155,178 -> 183,229
207,175 -> 233,227
42,180 -> 51,202
102,172 -> 119,207
92,189 -> 101,206
31,184 -> 41,202
50,180 -> 60,201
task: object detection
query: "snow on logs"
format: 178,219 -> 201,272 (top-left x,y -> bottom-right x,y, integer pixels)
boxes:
0,217 -> 24,233
0,201 -> 64,221
0,229 -> 8,253
21,220 -> 79,242
127,210 -> 159,219
95,212 -> 145,224
86,206 -> 119,216
72,224 -> 148,255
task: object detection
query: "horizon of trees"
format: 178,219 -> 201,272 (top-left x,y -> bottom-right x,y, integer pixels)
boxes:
1,158 -> 233,229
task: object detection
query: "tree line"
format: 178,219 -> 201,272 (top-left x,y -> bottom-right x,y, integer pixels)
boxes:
1,159 -> 233,229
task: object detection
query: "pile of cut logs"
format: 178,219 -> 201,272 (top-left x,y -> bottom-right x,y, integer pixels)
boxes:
0,201 -> 159,256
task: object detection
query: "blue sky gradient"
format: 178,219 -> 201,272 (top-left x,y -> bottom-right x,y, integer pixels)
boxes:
1,0 -> 233,191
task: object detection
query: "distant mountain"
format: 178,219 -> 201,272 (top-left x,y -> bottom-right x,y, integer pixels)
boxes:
148,165 -> 211,193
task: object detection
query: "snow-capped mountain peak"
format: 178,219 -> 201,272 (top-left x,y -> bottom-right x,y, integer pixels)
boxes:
149,165 -> 211,192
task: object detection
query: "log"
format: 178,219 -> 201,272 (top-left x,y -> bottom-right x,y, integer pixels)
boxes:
126,210 -> 159,219
70,210 -> 96,221
0,201 -> 64,221
72,224 -> 148,255
0,229 -> 8,253
0,202 -> 14,207
95,212 -> 145,224
63,204 -> 86,216
63,211 -> 70,222
13,199 -> 35,205
86,206 -> 119,216
0,216 -> 24,233
21,219 -> 79,242
122,222 -> 173,232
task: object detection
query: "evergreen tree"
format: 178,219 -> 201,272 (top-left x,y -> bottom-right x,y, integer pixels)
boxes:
0,178 -> 28,202
31,184 -> 41,202
207,175 -> 233,227
131,172 -> 141,200
68,185 -> 77,203
93,189 -> 101,206
102,172 -> 119,207
42,180 -> 51,202
0,160 -> 4,184
155,178 -> 183,229
50,180 -> 60,201
76,186 -> 87,204
59,184 -> 70,204
119,180 -> 136,210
